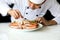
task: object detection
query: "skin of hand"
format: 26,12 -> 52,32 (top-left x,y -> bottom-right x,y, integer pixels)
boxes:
35,17 -> 57,26
8,9 -> 23,19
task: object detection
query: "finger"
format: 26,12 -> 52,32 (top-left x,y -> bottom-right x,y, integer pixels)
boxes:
10,11 -> 17,19
15,10 -> 23,18
8,10 -> 19,19
15,10 -> 20,18
39,21 -> 42,23
11,11 -> 18,19
36,17 -> 41,23
14,10 -> 19,19
40,19 -> 48,26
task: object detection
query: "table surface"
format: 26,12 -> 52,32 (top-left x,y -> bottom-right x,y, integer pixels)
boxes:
0,23 -> 60,40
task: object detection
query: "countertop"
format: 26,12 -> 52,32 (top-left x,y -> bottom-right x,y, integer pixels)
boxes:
0,23 -> 60,40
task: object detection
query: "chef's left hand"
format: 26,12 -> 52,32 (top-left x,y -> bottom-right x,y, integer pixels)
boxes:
35,17 -> 57,26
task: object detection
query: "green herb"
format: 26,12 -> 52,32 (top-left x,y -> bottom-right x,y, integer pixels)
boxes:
30,20 -> 36,23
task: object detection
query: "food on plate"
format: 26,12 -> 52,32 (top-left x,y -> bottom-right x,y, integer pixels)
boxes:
10,21 -> 18,26
10,19 -> 39,29
9,21 -> 20,29
22,20 -> 30,24
23,22 -> 38,29
21,21 -> 38,29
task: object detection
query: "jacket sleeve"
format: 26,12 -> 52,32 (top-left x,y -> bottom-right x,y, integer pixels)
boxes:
0,0 -> 14,16
49,0 -> 60,24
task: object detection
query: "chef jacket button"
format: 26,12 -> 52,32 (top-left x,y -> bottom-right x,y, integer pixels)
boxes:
39,7 -> 41,8
36,15 -> 39,17
26,13 -> 28,14
24,18 -> 27,19
27,7 -> 29,9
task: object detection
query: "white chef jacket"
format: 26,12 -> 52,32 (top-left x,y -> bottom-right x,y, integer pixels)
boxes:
0,0 -> 60,24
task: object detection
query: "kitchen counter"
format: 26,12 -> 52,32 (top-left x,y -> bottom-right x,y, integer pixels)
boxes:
0,23 -> 60,40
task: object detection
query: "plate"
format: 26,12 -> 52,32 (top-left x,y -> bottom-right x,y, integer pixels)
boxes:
9,23 -> 43,32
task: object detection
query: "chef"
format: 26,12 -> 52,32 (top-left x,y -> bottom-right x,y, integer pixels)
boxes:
0,0 -> 60,26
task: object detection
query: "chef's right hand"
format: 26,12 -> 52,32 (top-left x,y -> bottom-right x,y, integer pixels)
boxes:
8,9 -> 23,19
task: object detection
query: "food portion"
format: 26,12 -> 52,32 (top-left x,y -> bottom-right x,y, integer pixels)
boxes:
9,21 -> 19,29
21,20 -> 38,29
10,19 -> 39,29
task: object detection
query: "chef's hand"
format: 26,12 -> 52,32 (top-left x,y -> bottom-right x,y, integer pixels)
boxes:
35,17 -> 57,26
8,9 -> 23,19
35,17 -> 48,26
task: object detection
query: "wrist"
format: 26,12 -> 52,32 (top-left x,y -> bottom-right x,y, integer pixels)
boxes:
7,9 -> 12,15
48,20 -> 57,26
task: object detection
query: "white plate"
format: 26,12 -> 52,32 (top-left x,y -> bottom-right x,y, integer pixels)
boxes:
9,23 -> 43,32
